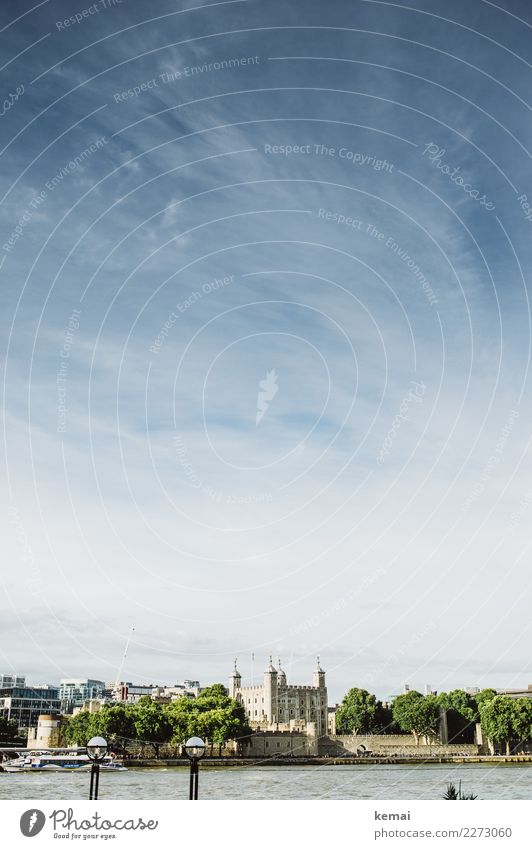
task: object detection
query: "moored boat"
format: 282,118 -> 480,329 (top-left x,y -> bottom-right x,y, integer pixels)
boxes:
3,751 -> 127,772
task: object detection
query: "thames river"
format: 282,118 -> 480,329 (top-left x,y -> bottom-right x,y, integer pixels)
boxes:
1,764 -> 532,800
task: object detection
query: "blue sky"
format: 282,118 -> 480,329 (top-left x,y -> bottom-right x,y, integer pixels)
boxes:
2,0 -> 532,700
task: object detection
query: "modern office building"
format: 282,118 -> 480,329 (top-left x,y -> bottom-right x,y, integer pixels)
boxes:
113,682 -> 155,703
0,673 -> 26,688
0,685 -> 60,730
59,678 -> 105,713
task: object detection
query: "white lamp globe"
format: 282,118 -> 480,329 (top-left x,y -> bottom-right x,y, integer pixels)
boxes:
86,736 -> 108,762
184,736 -> 206,759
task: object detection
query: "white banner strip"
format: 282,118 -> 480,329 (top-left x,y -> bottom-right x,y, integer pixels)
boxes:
1,800 -> 530,848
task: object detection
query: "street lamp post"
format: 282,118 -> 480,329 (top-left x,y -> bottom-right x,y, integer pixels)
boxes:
184,736 -> 206,800
86,736 -> 108,800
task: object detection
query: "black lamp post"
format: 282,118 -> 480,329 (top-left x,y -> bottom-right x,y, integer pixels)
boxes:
184,736 -> 206,800
87,736 -> 108,800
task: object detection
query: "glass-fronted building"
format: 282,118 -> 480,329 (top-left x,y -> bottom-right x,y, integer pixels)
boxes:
0,686 -> 60,730
59,678 -> 105,713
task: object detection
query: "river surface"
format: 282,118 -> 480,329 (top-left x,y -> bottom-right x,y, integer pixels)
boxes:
1,764 -> 532,800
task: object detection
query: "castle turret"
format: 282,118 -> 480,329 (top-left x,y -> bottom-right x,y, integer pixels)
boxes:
263,655 -> 278,723
313,656 -> 326,690
228,658 -> 241,698
313,657 -> 328,736
277,658 -> 287,687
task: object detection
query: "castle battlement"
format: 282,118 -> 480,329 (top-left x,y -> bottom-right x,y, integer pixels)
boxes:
237,683 -> 321,693
250,729 -> 305,736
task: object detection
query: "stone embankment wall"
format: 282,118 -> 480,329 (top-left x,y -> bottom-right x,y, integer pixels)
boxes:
322,735 -> 478,756
246,731 -> 317,757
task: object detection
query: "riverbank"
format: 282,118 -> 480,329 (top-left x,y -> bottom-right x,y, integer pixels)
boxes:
123,755 -> 532,768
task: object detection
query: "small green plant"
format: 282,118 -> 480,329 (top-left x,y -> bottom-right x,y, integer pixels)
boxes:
443,782 -> 459,799
442,781 -> 478,800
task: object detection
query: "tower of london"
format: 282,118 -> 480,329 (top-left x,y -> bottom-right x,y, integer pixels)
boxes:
229,656 -> 328,736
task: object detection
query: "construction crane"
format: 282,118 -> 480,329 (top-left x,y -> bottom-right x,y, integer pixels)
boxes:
113,625 -> 135,698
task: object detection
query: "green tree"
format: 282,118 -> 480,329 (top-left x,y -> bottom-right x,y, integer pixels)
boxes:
0,715 -> 22,743
90,704 -> 136,747
437,690 -> 478,723
166,686 -> 251,755
63,711 -> 94,745
474,689 -> 497,710
165,698 -> 196,746
392,691 -> 440,744
195,684 -> 229,705
510,698 -> 532,749
131,697 -> 172,757
194,684 -> 250,752
207,704 -> 250,755
437,690 -> 479,743
375,700 -> 396,734
336,688 -> 379,735
478,695 -> 516,754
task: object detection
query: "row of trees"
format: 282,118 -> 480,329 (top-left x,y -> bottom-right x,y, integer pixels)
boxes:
64,685 -> 251,756
335,686 -> 532,750
335,687 -> 452,742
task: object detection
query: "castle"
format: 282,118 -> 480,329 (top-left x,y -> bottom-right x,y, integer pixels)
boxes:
229,656 -> 328,736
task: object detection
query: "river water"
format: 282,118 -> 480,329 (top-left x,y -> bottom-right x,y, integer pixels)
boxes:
1,764 -> 531,800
